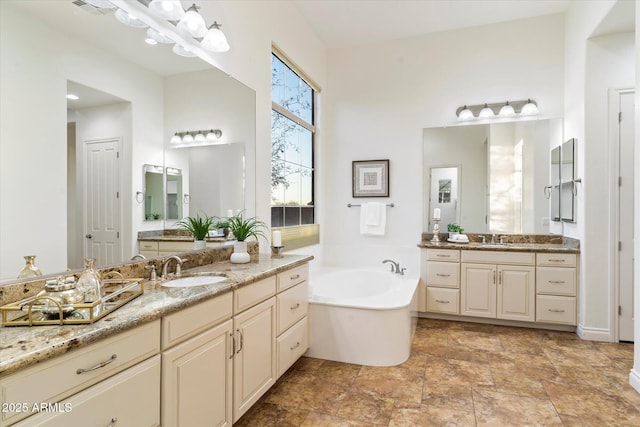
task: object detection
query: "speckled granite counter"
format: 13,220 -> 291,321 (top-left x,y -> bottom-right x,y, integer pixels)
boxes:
418,233 -> 580,253
137,229 -> 230,243
0,254 -> 313,376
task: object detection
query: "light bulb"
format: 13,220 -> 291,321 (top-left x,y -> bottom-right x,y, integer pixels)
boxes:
457,106 -> 474,121
521,99 -> 539,116
499,101 -> 515,117
194,132 -> 206,142
177,4 -> 207,38
479,104 -> 494,118
148,0 -> 184,20
206,129 -> 222,141
182,133 -> 194,143
201,22 -> 230,52
170,133 -> 182,144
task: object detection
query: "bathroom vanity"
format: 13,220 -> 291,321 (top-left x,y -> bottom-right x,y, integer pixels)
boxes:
0,252 -> 311,426
419,234 -> 579,329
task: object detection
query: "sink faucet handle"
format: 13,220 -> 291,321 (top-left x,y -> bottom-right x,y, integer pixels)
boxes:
144,264 -> 157,281
481,235 -> 486,244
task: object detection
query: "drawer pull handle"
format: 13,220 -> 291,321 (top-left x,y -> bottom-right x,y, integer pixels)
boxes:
548,309 -> 565,313
236,329 -> 243,353
290,274 -> 301,280
108,417 -> 118,427
76,354 -> 117,374
436,254 -> 451,258
549,280 -> 565,284
435,299 -> 450,304
436,274 -> 451,277
549,259 -> 565,263
290,303 -> 300,310
290,341 -> 300,351
230,334 -> 236,359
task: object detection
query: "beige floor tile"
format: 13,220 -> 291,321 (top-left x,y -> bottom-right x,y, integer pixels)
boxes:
301,412 -> 377,426
425,356 -> 494,387
354,365 -> 424,404
389,404 -> 476,427
473,388 -> 563,427
336,390 -> 395,425
234,402 -> 309,427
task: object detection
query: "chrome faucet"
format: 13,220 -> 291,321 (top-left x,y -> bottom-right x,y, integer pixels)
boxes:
161,255 -> 184,279
382,259 -> 405,275
130,254 -> 146,261
491,234 -> 496,244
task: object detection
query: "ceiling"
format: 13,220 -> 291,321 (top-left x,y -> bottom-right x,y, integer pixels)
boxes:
292,0 -> 573,48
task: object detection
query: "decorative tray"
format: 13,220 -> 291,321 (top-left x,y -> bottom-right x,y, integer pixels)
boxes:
0,277 -> 144,327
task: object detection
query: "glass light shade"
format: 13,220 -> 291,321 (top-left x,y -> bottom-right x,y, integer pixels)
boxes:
177,5 -> 207,38
499,102 -> 515,117
170,133 -> 182,144
114,8 -> 148,28
521,100 -> 539,116
457,106 -> 474,121
144,37 -> 158,45
148,0 -> 184,21
479,104 -> 494,118
172,43 -> 196,57
182,133 -> 194,143
194,132 -> 206,142
206,129 -> 222,141
147,28 -> 174,44
85,0 -> 116,9
201,24 -> 230,52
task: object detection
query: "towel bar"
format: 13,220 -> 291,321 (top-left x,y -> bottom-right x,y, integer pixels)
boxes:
347,203 -> 395,208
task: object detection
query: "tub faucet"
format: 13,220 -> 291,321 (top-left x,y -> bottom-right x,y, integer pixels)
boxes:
382,259 -> 405,275
161,255 -> 184,279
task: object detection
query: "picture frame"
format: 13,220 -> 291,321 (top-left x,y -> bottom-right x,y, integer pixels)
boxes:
352,159 -> 389,197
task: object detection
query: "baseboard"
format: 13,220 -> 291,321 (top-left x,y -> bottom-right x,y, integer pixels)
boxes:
576,323 -> 613,342
630,368 -> 640,393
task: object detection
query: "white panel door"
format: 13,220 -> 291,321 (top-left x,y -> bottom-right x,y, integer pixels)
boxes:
84,138 -> 120,266
429,166 -> 459,230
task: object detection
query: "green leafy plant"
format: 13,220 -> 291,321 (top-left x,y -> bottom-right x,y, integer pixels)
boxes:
227,212 -> 267,242
447,223 -> 464,233
176,214 -> 215,241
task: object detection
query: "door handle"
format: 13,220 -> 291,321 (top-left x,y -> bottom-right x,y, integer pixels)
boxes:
85,234 -> 92,239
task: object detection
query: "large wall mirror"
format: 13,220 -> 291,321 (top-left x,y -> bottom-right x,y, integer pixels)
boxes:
423,119 -> 563,234
0,1 -> 256,280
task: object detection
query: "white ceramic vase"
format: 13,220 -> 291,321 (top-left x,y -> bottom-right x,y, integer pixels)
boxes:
230,241 -> 250,264
194,240 -> 206,250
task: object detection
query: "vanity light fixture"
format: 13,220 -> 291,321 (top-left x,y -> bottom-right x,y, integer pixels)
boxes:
148,0 -> 185,21
146,28 -> 174,44
456,99 -> 539,121
201,22 -> 230,52
114,8 -> 148,28
177,3 -> 208,38
170,129 -> 223,145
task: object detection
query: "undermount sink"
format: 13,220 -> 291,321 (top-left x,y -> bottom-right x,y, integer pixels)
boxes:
161,275 -> 227,288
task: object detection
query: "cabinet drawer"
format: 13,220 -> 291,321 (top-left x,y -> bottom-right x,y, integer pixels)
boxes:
426,287 -> 460,314
139,241 -> 159,252
426,249 -> 460,262
14,355 -> 161,427
162,292 -> 233,349
461,250 -> 534,265
427,262 -> 459,288
234,276 -> 276,314
159,241 -> 195,253
536,295 -> 576,325
277,317 -> 308,378
536,253 -> 577,267
1,321 -> 160,426
277,281 -> 308,335
536,267 -> 576,296
277,264 -> 309,292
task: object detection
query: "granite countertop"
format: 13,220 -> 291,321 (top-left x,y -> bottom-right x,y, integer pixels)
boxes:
417,233 -> 580,253
0,254 -> 313,377
137,229 -> 229,243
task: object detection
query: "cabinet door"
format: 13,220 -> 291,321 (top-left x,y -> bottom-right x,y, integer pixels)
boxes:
497,265 -> 535,322
15,356 -> 161,427
233,297 -> 276,422
162,320 -> 233,427
461,263 -> 496,318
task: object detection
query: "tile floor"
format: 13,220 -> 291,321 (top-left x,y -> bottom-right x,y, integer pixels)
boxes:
236,318 -> 640,426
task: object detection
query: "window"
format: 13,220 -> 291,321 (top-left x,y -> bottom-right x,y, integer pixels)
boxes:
271,51 -> 316,230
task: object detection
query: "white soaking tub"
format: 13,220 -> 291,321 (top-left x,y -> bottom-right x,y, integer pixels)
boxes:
305,268 -> 419,366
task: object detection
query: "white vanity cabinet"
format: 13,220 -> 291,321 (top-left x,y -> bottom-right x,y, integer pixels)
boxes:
460,251 -> 536,322
425,249 -> 461,314
2,320 -> 161,426
138,240 -> 226,258
536,253 -> 577,325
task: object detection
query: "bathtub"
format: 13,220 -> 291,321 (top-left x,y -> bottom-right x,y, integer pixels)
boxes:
305,268 -> 419,366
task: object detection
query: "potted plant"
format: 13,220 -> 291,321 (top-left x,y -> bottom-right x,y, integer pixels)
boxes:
176,213 -> 215,249
226,213 -> 267,263
447,223 -> 464,236
212,218 -> 231,238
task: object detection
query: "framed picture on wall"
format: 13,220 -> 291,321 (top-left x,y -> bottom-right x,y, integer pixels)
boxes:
352,159 -> 389,197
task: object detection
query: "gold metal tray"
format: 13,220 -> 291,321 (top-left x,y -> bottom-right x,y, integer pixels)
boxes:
1,278 -> 144,327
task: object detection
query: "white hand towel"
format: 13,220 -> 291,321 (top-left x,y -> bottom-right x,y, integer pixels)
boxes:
360,202 -> 386,236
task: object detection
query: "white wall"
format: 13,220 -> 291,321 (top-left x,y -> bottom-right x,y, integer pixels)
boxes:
321,14 -> 564,275
634,0 -> 640,393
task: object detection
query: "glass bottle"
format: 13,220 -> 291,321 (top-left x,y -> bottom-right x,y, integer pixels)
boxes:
17,255 -> 42,279
78,258 -> 103,315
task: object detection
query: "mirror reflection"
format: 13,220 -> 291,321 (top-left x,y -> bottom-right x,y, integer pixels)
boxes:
165,167 -> 183,221
0,1 -> 256,280
144,165 -> 164,221
423,119 -> 563,234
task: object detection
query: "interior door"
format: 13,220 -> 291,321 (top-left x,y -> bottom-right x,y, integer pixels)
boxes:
618,90 -> 635,342
84,138 -> 121,266
429,166 -> 459,231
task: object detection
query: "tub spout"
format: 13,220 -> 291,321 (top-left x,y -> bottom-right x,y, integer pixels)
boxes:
382,259 -> 400,274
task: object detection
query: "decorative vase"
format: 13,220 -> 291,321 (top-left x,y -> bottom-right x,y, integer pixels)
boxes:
78,258 -> 103,316
230,241 -> 250,264
194,240 -> 207,250
17,255 -> 42,279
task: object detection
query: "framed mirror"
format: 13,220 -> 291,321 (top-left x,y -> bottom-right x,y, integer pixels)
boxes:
165,167 -> 183,221
550,146 -> 561,221
144,165 -> 164,221
561,138 -> 576,222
